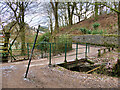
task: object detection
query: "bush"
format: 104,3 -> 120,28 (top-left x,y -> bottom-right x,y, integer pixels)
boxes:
36,33 -> 72,56
55,34 -> 72,54
93,22 -> 100,30
91,30 -> 105,34
79,28 -> 92,34
79,28 -> 87,34
86,30 -> 92,34
79,27 -> 106,35
37,32 -> 51,43
36,32 -> 51,52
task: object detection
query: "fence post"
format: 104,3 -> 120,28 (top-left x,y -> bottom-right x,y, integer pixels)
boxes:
98,50 -> 101,57
24,25 -> 40,78
49,43 -> 52,66
108,48 -> 110,52
88,44 -> 90,53
10,44 -> 13,61
64,43 -> 67,62
76,43 -> 78,60
112,47 -> 114,50
52,43 -> 54,56
27,43 -> 29,60
104,49 -> 106,53
85,43 -> 88,59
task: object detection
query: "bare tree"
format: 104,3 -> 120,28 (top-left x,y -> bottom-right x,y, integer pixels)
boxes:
67,2 -> 76,25
1,0 -> 42,54
50,1 -> 59,33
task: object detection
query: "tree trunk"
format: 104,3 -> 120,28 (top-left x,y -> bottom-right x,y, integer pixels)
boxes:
78,2 -> 83,22
61,16 -> 64,27
20,2 -> 26,55
78,16 -> 80,22
65,14 -> 68,26
50,17 -> 53,35
95,2 -> 98,20
49,11 -> 53,35
67,2 -> 70,25
68,2 -> 76,25
50,2 -> 59,33
99,2 -> 102,15
117,1 -> 120,76
20,25 -> 25,55
85,2 -> 88,19
54,2 -> 59,33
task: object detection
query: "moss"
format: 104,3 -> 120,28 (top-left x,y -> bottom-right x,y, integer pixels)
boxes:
57,67 -> 64,71
102,34 -> 118,37
86,59 -> 94,64
71,34 -> 119,37
72,41 -> 118,48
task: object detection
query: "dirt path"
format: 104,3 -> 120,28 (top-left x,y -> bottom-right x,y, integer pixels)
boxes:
0,45 -> 119,88
1,63 -> 118,88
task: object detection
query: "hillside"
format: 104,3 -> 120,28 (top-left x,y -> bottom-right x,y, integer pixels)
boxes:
59,13 -> 118,35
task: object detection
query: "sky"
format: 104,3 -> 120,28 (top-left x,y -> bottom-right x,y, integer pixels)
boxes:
0,1 -> 50,30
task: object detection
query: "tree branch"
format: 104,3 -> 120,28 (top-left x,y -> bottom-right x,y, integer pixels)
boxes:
91,2 -> 120,14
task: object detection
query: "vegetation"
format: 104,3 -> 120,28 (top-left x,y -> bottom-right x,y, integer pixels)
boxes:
55,34 -> 72,53
36,33 -> 72,55
79,28 -> 106,34
92,22 -> 100,30
37,32 -> 51,43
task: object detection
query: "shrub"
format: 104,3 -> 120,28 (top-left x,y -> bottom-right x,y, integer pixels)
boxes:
79,28 -> 92,34
36,33 -> 72,56
79,28 -> 87,34
55,34 -> 72,54
86,30 -> 92,34
91,30 -> 99,34
93,22 -> 100,30
36,32 -> 51,52
91,30 -> 105,34
79,27 -> 106,35
37,32 -> 51,43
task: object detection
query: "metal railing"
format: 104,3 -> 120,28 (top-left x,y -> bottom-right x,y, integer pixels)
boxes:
48,42 -> 90,65
1,42 -> 90,64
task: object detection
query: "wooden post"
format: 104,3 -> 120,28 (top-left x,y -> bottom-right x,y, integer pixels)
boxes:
76,43 -> 78,60
112,47 -> 114,50
85,43 -> 88,59
98,49 -> 101,57
104,49 -> 106,53
108,48 -> 110,52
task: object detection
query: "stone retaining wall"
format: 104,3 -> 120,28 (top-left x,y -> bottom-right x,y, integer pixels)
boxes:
72,35 -> 118,46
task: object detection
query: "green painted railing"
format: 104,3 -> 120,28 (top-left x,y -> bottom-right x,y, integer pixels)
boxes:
48,42 -> 89,65
2,42 -> 89,64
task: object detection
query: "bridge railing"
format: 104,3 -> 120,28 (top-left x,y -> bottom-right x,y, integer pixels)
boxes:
6,42 -> 90,64
48,42 -> 90,66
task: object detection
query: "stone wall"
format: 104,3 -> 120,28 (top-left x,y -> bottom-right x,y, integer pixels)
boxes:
72,35 -> 118,46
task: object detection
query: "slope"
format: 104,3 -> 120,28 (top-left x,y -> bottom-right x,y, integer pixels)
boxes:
59,13 -> 118,35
